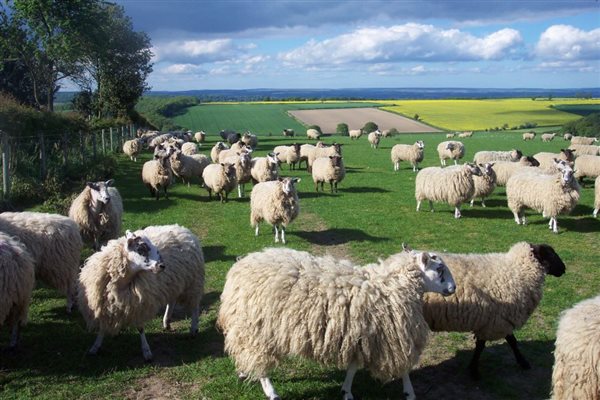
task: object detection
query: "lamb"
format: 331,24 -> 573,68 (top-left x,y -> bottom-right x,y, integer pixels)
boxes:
217,244 -> 456,400
437,141 -> 465,166
181,142 -> 198,155
415,163 -> 482,218
241,132 -> 258,149
282,128 -> 294,137
568,144 -> 600,156
492,156 -> 540,186
274,143 -> 301,170
306,128 -> 321,140
541,133 -> 557,142
308,142 -> 343,172
78,225 -> 204,361
506,161 -> 580,233
469,162 -> 496,207
595,175 -> 600,217
194,131 -> 206,143
446,133 -> 456,138
251,152 -> 280,183
571,136 -> 598,145
348,129 -> 362,139
474,149 -> 522,164
250,177 -> 300,244
142,147 -> 174,200
533,149 -> 577,170
551,294 -> 600,400
0,211 -> 83,313
68,180 -> 123,250
522,132 -> 536,141
368,129 -> 382,148
423,242 -> 565,379
458,131 -> 473,138
222,151 -> 253,198
170,150 -> 211,187
210,141 -> 229,163
573,154 -> 600,181
391,141 -> 425,172
0,232 -> 35,348
122,138 -> 142,162
312,155 -> 346,193
563,133 -> 573,141
202,162 -> 237,203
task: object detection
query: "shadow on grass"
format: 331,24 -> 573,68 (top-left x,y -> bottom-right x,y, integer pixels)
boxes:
203,245 -> 237,263
299,191 -> 338,199
338,186 -> 391,194
293,228 -> 388,246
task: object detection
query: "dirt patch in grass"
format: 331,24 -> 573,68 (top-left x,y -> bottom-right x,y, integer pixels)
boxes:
123,375 -> 198,400
293,212 -> 353,261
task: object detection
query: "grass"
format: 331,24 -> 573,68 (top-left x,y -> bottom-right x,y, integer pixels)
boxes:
2,122 -> 599,399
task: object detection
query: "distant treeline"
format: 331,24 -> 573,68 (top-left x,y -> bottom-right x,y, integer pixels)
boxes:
135,96 -> 199,131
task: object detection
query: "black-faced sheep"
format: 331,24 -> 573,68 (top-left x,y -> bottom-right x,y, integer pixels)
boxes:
534,149 -> 577,170
220,129 -> 241,144
470,162 -> 496,207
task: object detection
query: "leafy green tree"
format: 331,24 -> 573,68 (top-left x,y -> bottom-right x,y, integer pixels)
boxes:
307,124 -> 322,134
336,122 -> 349,136
362,121 -> 378,133
71,90 -> 93,118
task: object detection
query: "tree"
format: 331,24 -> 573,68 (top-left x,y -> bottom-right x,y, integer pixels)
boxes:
71,90 -> 93,118
336,122 -> 349,136
362,121 -> 378,133
414,114 -> 419,121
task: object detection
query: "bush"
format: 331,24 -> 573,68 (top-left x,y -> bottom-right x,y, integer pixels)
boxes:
562,113 -> 600,137
307,125 -> 322,135
362,121 -> 378,133
336,123 -> 349,136
388,128 -> 400,136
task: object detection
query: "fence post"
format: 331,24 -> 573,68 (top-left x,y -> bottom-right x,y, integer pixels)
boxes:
39,131 -> 47,180
92,131 -> 97,160
79,130 -> 85,163
110,127 -> 114,152
62,132 -> 68,167
102,129 -> 106,154
1,131 -> 9,200
121,126 -> 125,151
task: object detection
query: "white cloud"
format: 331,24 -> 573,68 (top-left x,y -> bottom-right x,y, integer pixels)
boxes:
161,63 -> 205,74
153,38 -> 240,63
535,60 -> 599,73
536,25 -> 600,61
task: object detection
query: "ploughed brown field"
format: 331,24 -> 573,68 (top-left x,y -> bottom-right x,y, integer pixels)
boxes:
288,107 -> 442,133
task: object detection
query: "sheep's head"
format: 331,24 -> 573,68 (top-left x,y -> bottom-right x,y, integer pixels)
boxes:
402,243 -> 456,296
445,142 -> 455,151
465,162 -> 482,176
267,152 -> 278,165
416,140 -> 425,149
237,151 -> 252,167
521,156 -> 540,166
215,142 -> 227,150
480,163 -> 495,176
560,148 -> 576,161
221,162 -> 236,178
329,155 -> 343,167
332,142 -> 343,155
279,177 -> 301,195
511,149 -> 523,161
292,143 -> 301,153
87,179 -> 114,205
530,244 -> 565,277
171,149 -> 183,161
125,231 -> 164,275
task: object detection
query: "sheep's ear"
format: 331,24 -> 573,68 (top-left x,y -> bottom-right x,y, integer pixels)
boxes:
402,243 -> 412,252
292,177 -> 301,183
86,181 -> 96,189
125,230 -> 137,247
278,177 -> 283,182
329,155 -> 334,159
105,179 -> 115,187
419,252 -> 430,268
489,162 -> 495,167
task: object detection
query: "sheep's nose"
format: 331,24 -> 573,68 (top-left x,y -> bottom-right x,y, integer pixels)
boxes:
443,284 -> 456,296
158,263 -> 166,270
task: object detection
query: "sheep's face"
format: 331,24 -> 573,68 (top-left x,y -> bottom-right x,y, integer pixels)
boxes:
560,149 -> 576,161
87,179 -> 114,205
481,163 -> 494,176
332,143 -> 343,155
511,149 -> 523,161
292,143 -> 301,153
125,231 -> 164,275
531,244 -> 565,277
221,163 -> 236,178
238,152 -> 251,167
403,244 -> 455,296
416,140 -> 425,149
522,156 -> 540,166
329,155 -> 343,168
446,143 -> 455,151
560,166 -> 575,184
267,153 -> 278,165
280,177 -> 300,195
465,163 -> 482,176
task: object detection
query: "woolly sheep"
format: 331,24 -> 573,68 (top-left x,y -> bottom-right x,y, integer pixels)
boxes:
202,162 -> 237,203
571,136 -> 598,145
312,155 -> 346,193
506,161 -> 580,233
222,152 -> 253,198
492,156 -> 540,186
423,242 -> 565,379
194,131 -> 206,143
0,211 -> 83,313
381,129 -> 393,137
522,132 -> 536,141
149,133 -> 173,149
391,141 -> 425,172
211,142 -> 229,163
415,163 -> 482,218
0,232 -> 35,348
79,225 -> 204,361
474,149 -> 522,164
217,244 -> 456,400
563,133 -> 573,141
437,141 -> 465,166
469,162 -> 496,207
123,138 -> 142,162
574,154 -> 600,181
541,133 -> 557,142
241,132 -> 258,149
282,128 -> 294,137
218,145 -> 252,163
533,149 -> 577,171
274,143 -> 301,170
308,142 -> 343,172
458,131 -> 473,138
595,175 -> 600,218
68,180 -> 123,250
251,152 -> 280,183
170,150 -> 211,187
306,128 -> 321,140
446,133 -> 456,138
368,129 -> 382,149
142,147 -> 174,200
349,129 -> 362,139
181,142 -> 198,155
568,144 -> 600,156
250,177 -> 300,244
551,294 -> 600,400
298,142 -> 325,170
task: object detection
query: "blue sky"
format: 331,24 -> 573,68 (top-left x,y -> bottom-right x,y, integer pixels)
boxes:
115,0 -> 600,90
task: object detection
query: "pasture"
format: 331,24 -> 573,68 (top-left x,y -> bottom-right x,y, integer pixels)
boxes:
3,124 -> 599,399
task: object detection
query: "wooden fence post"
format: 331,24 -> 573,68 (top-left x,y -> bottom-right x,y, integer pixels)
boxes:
1,131 -> 9,200
39,131 -> 47,180
110,127 -> 114,152
121,126 -> 125,151
62,132 -> 68,167
102,129 -> 106,154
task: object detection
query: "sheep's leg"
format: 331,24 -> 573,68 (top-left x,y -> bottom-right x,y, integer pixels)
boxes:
440,159 -> 445,166
259,377 -> 280,400
334,182 -> 338,192
416,200 -> 421,211
548,218 -> 553,230
481,198 -> 486,208
341,362 -> 358,400
469,199 -> 475,207
594,207 -> 598,218
190,303 -> 200,335
402,372 -> 416,400
273,225 -> 279,243
163,303 -> 174,330
88,332 -> 105,355
468,339 -> 486,380
255,224 -> 260,236
139,328 -> 153,361
454,159 -> 458,165
315,182 -> 319,192
454,206 -> 462,218
412,165 -> 417,172
394,162 -> 399,171
280,225 -> 286,244
512,210 -> 521,224
237,184 -> 242,198
9,324 -> 19,348
505,334 -> 531,370
164,186 -> 168,200
207,189 -> 212,200
66,284 -> 77,314
552,217 -> 559,233
429,200 -> 434,212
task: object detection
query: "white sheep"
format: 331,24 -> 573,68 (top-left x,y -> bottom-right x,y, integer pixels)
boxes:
423,242 -> 565,379
348,129 -> 362,140
563,133 -> 573,141
210,141 -> 229,163
368,129 -> 382,149
522,132 -> 536,141
391,141 -> 425,172
299,142 -> 323,170
492,156 -> 540,186
474,149 -> 522,164
458,131 -> 473,138
551,294 -> 600,400
437,141 -> 465,166
218,145 -> 252,163
148,133 -> 173,150
568,144 -> 600,156
181,142 -> 198,155
533,149 -> 576,171
241,132 -> 258,149
306,128 -> 321,140
250,177 -> 300,244
0,211 -> 83,313
415,163 -> 482,218
541,133 -> 557,142
142,147 -> 174,200
222,151 -> 253,198
251,152 -> 279,183
68,180 -> 123,250
595,175 -> 600,218
307,142 -> 343,172
469,162 -> 496,207
194,131 -> 206,143
217,244 -> 456,400
312,155 -> 346,193
274,143 -> 301,170
574,154 -> 600,181
202,162 -> 237,203
78,225 -> 204,361
446,133 -> 456,138
0,232 -> 35,348
506,161 -> 580,233
170,150 -> 211,187
122,138 -> 142,161
571,136 -> 598,145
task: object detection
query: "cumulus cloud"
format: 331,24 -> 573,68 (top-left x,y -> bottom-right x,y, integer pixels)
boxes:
536,25 -> 600,61
161,63 -> 205,75
153,38 -> 251,63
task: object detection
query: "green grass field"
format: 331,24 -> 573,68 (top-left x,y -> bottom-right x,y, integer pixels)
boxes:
2,118 -> 599,399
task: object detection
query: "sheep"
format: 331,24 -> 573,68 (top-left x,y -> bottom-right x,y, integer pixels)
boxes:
220,129 -> 241,144
458,131 -> 473,138
492,156 -> 540,186
241,132 -> 258,149
218,145 -> 252,163
250,177 -> 300,244
571,136 -> 599,145
149,133 -> 173,150
437,141 -> 465,166
274,143 -> 301,170
142,147 -> 174,200
170,150 -> 211,187
299,143 -> 320,170
194,131 -> 206,143
574,154 -> 600,181
415,163 -> 482,218
368,129 -> 382,149
282,128 -> 294,137
474,149 -> 522,164
306,128 -> 321,140
506,161 -> 580,233
68,180 -> 123,250
308,142 -> 343,172
229,141 -> 247,151
222,151 -> 253,198
595,175 -> 600,218
563,133 -> 573,141
0,211 -> 83,313
122,138 -> 142,162
251,152 -> 279,183
541,133 -> 557,142
551,294 -> 600,400
469,162 -> 496,207
217,244 -> 456,400
446,133 -> 456,138
202,162 -> 237,203
78,225 -> 204,361
312,155 -> 346,193
391,141 -> 425,172
348,129 -> 362,140
568,144 -> 600,156
0,232 -> 35,348
533,149 -> 577,171
181,142 -> 198,155
381,129 -> 393,137
522,132 -> 536,141
210,141 -> 229,163
423,242 -> 565,379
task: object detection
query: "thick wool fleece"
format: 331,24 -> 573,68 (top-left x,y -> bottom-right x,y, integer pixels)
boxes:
474,149 -> 520,164
202,163 -> 237,198
568,144 -> 600,156
534,151 -> 575,170
250,181 -> 300,228
170,153 -> 210,184
251,157 -> 279,183
274,145 -> 300,166
415,165 -> 476,207
123,139 -> 141,159
571,136 -> 598,145
574,154 -> 600,180
471,166 -> 496,201
493,158 -> 539,186
437,141 -> 465,163
69,186 -> 123,245
217,248 -> 429,382
142,158 -> 172,194
391,143 -> 425,169
308,144 -> 342,170
312,157 -> 345,187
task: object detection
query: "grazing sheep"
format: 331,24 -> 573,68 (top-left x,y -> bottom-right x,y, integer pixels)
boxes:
446,133 -> 456,138
368,129 -> 382,149
381,129 -> 393,137
202,163 -> 237,203
308,142 -> 343,172
241,132 -> 258,149
571,136 -> 599,145
437,141 -> 465,166
492,156 -> 540,186
415,163 -> 482,218
274,143 -> 301,170
574,154 -> 600,181
458,131 -> 473,138
506,161 -> 580,233
170,150 -> 211,187
391,141 -> 425,172
142,148 -> 174,200
68,180 -> 123,250
282,128 -> 294,137
533,149 -> 577,171
123,138 -> 142,162
218,145 -> 252,163
181,142 -> 198,155
522,132 -> 536,141
251,153 -> 280,183
469,162 -> 496,207
220,130 -> 241,144
250,177 -> 300,244
306,128 -> 321,140
541,133 -> 557,142
222,152 -> 253,198
474,149 -> 522,164
79,225 -> 204,361
210,142 -> 229,163
299,143 -> 319,170
217,244 -> 456,400
423,242 -> 565,379
194,131 -> 206,143
551,294 -> 600,400
595,175 -> 600,218
568,144 -> 600,156
0,211 -> 83,313
349,129 -> 362,140
0,232 -> 35,348
312,155 -> 346,193
563,133 -> 573,141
